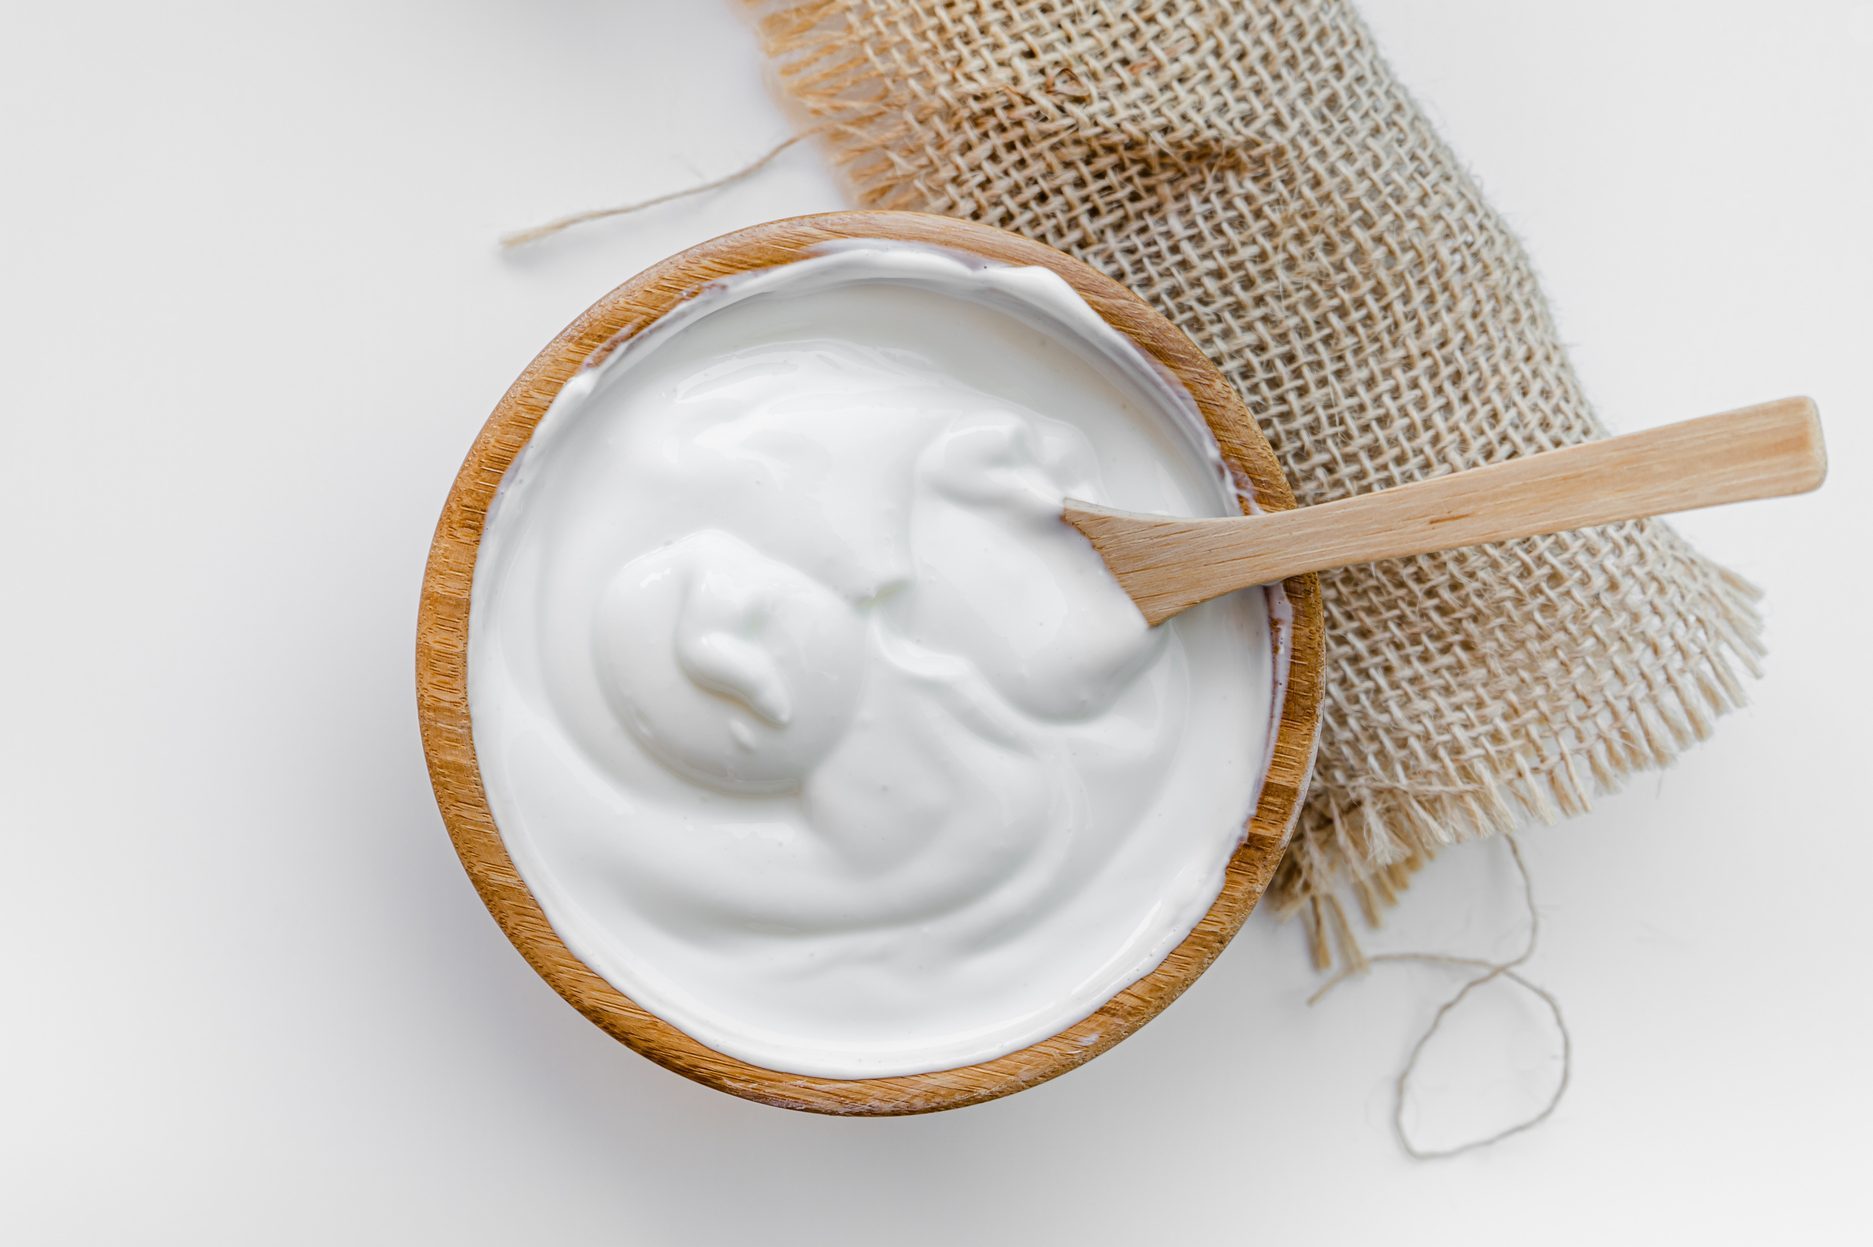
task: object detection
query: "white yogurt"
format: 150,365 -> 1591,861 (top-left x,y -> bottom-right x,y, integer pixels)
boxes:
468,243 -> 1278,1077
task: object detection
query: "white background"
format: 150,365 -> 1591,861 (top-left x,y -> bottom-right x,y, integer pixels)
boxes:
2,1 -> 1867,1242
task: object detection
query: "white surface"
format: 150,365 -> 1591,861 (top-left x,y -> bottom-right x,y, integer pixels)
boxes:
0,0 -> 1865,1241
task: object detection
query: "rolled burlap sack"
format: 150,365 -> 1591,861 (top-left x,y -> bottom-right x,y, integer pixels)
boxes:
749,0 -> 1763,965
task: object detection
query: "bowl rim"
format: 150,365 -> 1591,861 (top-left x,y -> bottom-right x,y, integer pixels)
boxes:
415,209 -> 1324,1115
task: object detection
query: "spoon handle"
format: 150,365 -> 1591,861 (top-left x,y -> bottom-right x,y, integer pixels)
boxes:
1067,396 -> 1826,625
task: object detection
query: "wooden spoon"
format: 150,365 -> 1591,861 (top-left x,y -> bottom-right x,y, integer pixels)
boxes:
1066,396 -> 1827,626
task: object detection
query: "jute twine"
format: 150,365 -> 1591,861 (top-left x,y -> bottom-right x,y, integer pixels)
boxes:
504,0 -> 1771,1154
1308,836 -> 1569,1159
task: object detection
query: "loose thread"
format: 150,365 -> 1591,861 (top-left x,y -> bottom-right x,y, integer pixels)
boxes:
1309,836 -> 1572,1160
499,129 -> 823,249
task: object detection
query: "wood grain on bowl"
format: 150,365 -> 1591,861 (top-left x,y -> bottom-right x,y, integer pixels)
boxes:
415,211 -> 1325,1115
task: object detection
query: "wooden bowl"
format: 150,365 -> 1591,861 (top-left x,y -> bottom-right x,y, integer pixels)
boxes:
416,211 -> 1324,1114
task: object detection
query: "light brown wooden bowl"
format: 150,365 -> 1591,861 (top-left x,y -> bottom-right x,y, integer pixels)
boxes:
416,211 -> 1324,1115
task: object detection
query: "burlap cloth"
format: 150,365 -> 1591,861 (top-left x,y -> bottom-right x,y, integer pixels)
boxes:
749,0 -> 1763,965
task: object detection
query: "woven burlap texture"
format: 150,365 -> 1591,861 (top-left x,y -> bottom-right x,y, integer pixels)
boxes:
751,0 -> 1763,965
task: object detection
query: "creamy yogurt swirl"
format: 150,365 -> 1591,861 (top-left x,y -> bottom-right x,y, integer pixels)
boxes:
468,245 -> 1277,1077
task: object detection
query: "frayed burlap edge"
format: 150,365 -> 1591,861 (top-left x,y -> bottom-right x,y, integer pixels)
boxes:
1279,564 -> 1761,969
